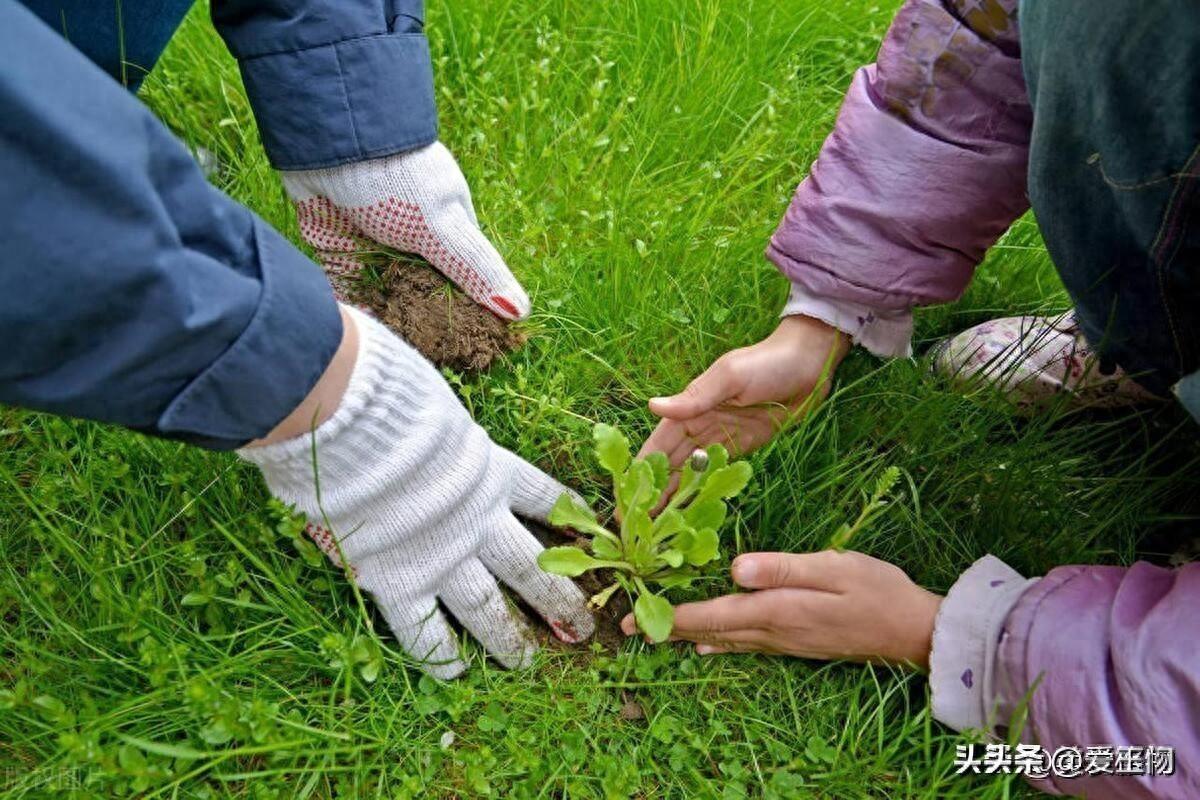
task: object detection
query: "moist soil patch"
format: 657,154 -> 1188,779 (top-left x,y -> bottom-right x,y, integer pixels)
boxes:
350,260 -> 524,371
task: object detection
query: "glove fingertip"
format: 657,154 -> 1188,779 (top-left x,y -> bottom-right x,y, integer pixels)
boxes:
492,638 -> 538,671
549,611 -> 595,645
424,658 -> 469,681
487,291 -> 530,321
546,582 -> 596,644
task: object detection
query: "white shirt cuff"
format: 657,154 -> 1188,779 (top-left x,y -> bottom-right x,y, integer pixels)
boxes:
780,283 -> 914,358
929,555 -> 1040,733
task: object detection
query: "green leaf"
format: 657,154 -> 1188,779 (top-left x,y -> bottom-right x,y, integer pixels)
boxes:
826,465 -> 903,550
537,547 -> 621,577
682,527 -> 719,565
32,695 -> 66,720
634,592 -> 675,643
659,549 -> 684,568
593,423 -> 631,478
114,733 -> 205,761
200,723 -> 233,745
644,451 -> 670,493
671,526 -> 693,549
673,462 -> 701,503
592,533 -> 622,560
654,571 -> 699,590
350,635 -> 370,664
804,735 -> 839,765
118,743 -> 147,771
617,460 -> 656,519
547,494 -> 622,557
547,493 -> 601,534
180,592 -> 211,607
624,510 -> 655,567
626,509 -> 653,546
650,508 -> 688,543
477,701 -> 509,732
696,461 -> 752,502
684,498 -> 726,530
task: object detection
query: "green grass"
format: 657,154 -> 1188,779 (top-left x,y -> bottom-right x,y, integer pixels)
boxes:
3,1 -> 1199,797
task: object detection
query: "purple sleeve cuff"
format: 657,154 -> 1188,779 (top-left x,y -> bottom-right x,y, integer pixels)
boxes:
781,283 -> 913,358
929,555 -> 1039,732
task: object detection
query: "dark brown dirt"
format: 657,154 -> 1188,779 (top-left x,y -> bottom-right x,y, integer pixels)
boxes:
525,520 -> 631,653
349,260 -> 524,371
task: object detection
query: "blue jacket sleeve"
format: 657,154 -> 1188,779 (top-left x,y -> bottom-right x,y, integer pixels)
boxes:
211,0 -> 439,171
0,2 -> 343,450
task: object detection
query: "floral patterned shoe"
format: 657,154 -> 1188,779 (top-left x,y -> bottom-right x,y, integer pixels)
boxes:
930,312 -> 1161,409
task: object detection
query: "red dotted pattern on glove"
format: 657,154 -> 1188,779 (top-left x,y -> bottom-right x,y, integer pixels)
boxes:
305,522 -> 359,579
294,196 -> 510,317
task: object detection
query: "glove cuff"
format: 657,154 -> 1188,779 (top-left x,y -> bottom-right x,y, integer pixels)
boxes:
237,306 -> 436,485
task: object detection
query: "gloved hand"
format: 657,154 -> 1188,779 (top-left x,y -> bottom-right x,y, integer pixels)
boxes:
281,142 -> 530,320
239,307 -> 593,678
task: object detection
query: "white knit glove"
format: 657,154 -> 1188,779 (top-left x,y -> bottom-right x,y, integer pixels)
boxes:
281,142 -> 530,320
239,307 -> 593,678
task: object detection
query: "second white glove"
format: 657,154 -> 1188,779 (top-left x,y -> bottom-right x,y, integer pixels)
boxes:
281,142 -> 530,320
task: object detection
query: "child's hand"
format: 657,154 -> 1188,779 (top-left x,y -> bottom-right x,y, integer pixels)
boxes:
639,315 -> 849,464
620,550 -> 942,669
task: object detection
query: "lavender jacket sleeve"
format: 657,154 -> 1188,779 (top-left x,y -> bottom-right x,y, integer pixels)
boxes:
931,556 -> 1200,799
769,0 -> 1032,352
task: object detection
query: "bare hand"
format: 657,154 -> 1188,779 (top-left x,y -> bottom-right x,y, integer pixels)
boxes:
620,550 -> 942,669
639,315 -> 849,466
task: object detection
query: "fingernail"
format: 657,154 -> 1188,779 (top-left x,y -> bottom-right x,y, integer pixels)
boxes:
696,645 -> 716,655
732,556 -> 756,584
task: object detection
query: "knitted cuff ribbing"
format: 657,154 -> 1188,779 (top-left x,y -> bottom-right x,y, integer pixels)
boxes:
238,306 -> 429,482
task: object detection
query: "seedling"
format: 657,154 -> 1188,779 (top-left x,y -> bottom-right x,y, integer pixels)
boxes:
538,423 -> 752,642
826,466 -> 902,550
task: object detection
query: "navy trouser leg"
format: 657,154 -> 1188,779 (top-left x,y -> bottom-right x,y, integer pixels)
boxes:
20,0 -> 196,90
1020,0 -> 1200,397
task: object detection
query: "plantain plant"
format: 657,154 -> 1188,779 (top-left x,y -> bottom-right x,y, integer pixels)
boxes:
538,423 -> 752,643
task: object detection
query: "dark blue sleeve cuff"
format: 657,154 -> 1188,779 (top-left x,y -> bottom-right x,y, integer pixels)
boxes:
157,219 -> 343,449
237,31 -> 439,170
